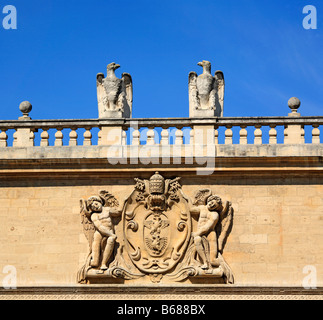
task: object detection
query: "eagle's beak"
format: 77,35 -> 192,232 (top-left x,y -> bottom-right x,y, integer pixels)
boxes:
114,64 -> 121,70
197,62 -> 203,67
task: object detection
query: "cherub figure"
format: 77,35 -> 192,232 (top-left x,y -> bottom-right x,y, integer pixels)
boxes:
186,189 -> 234,282
189,193 -> 223,269
80,191 -> 124,272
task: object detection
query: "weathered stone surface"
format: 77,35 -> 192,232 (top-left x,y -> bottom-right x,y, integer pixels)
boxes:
0,90 -> 321,296
97,63 -> 133,118
189,61 -> 224,117
0,168 -> 323,287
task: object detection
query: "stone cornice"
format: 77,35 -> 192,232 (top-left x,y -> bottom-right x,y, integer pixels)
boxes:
0,286 -> 322,300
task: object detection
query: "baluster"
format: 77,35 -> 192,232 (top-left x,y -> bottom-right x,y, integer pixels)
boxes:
98,129 -> 102,146
132,129 -> 140,146
13,131 -> 18,147
301,126 -> 305,144
269,125 -> 277,145
161,128 -> 169,145
225,126 -> 233,145
189,128 -> 195,145
254,125 -> 262,145
312,124 -> 320,144
40,129 -> 49,147
214,127 -> 218,145
284,125 -> 288,144
83,128 -> 92,146
55,129 -> 63,146
69,128 -> 78,146
239,126 -> 248,145
175,128 -> 184,145
122,130 -> 127,146
146,129 -> 155,145
0,130 -> 8,147
29,130 -> 35,147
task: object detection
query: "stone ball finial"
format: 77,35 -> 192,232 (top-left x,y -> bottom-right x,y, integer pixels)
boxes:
288,97 -> 301,112
19,101 -> 32,114
19,101 -> 32,120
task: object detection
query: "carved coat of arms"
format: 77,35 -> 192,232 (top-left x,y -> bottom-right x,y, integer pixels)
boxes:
78,172 -> 234,284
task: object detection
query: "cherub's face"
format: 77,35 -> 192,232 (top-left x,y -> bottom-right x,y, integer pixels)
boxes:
90,200 -> 103,213
207,198 -> 221,211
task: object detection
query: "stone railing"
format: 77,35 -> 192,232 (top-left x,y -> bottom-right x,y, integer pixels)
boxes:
0,98 -> 322,149
1,116 -> 322,147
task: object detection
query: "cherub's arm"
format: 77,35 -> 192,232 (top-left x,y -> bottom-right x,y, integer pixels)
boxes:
109,196 -> 129,217
179,190 -> 201,215
190,206 -> 201,216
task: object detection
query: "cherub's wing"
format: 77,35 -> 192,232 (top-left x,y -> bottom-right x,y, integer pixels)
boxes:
80,199 -> 95,250
99,190 -> 119,208
122,72 -> 133,116
193,188 -> 212,206
214,70 -> 225,117
216,201 -> 233,253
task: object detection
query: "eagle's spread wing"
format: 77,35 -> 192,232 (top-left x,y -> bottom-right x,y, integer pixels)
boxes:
216,201 -> 233,253
97,73 -> 107,116
145,237 -> 168,252
189,71 -> 197,85
193,188 -> 212,206
214,70 -> 225,117
97,73 -> 104,85
189,72 -> 199,110
80,199 -> 95,251
122,73 -> 133,117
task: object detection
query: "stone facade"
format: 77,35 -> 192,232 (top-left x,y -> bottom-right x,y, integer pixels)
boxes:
0,159 -> 322,289
0,71 -> 322,298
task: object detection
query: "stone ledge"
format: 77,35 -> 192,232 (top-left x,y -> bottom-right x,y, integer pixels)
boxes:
0,144 -> 322,160
1,286 -> 322,297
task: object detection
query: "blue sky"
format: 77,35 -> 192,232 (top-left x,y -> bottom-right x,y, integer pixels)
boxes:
0,0 -> 322,120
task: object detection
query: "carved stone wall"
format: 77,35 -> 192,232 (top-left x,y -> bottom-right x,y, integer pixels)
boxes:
0,170 -> 322,287
78,173 -> 234,285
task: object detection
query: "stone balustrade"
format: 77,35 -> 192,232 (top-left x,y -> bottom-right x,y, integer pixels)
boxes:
0,117 -> 322,149
0,98 -> 322,151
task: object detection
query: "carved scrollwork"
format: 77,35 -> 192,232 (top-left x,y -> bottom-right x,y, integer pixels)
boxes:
126,220 -> 138,232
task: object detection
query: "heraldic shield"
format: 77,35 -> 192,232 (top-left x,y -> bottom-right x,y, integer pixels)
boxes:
124,172 -> 191,275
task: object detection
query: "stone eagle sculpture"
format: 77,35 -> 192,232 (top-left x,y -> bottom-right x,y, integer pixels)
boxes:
189,60 -> 224,117
97,62 -> 133,118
